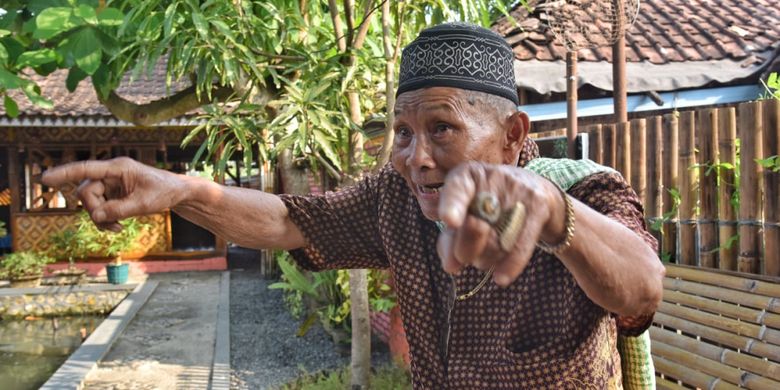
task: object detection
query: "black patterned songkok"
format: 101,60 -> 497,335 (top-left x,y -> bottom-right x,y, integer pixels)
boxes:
397,22 -> 519,106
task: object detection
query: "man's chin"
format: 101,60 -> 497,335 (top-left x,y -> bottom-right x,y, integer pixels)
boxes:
419,204 -> 440,221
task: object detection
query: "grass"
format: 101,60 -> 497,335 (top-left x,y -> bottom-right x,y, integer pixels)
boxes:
279,364 -> 412,390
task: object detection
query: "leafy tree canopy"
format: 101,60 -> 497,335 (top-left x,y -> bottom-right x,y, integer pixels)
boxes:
0,0 -> 524,175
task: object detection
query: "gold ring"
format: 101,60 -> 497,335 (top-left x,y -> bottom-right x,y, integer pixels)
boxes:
469,193 -> 527,252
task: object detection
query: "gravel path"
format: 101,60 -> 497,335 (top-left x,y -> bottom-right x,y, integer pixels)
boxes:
230,269 -> 390,390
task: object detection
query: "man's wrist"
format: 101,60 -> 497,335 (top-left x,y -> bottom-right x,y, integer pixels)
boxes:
539,178 -> 567,245
171,173 -> 216,210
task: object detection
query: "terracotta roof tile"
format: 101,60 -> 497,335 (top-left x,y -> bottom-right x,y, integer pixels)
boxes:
495,0 -> 780,64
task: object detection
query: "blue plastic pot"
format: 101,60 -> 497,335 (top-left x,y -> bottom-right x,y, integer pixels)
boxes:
106,263 -> 129,284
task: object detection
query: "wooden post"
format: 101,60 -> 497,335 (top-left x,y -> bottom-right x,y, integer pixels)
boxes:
678,111 -> 697,266
647,116 -> 663,224
7,147 -> 20,252
662,114 -> 680,261
630,118 -> 647,207
566,51 -> 578,159
763,99 -> 780,276
616,121 -> 631,184
717,107 -> 739,271
603,123 -> 617,168
589,124 -> 604,165
738,101 -> 763,274
697,108 -> 719,268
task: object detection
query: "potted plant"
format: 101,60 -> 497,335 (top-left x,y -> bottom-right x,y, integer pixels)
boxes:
74,211 -> 147,284
48,228 -> 88,285
0,251 -> 55,288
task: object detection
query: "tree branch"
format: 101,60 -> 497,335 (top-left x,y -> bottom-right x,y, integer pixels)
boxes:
328,0 -> 347,52
344,0 -> 355,49
352,0 -> 375,49
98,84 -> 234,126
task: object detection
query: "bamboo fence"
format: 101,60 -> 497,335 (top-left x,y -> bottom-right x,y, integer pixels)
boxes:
538,99 -> 780,276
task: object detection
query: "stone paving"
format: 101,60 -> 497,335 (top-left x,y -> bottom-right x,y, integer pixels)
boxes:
82,272 -> 221,390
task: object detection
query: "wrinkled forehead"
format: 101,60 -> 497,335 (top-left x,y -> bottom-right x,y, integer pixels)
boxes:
394,87 -> 475,118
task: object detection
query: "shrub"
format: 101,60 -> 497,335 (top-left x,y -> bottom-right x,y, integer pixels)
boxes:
0,251 -> 55,279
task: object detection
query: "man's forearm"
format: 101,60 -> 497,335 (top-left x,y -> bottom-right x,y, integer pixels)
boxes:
172,175 -> 307,250
556,198 -> 665,317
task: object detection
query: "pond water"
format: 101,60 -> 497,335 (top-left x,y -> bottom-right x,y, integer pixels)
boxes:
0,315 -> 103,390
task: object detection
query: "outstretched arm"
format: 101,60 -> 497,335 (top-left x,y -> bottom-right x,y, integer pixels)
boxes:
41,157 -> 306,250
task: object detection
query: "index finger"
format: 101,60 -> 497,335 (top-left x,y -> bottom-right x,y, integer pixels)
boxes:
438,162 -> 483,228
42,160 -> 123,187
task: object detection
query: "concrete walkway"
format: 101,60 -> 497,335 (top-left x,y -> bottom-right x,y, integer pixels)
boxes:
81,271 -> 229,390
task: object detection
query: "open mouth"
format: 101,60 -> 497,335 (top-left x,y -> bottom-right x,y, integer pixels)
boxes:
418,183 -> 444,194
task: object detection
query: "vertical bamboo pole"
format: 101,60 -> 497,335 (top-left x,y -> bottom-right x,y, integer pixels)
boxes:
679,111 -> 697,265
648,116 -> 663,223
617,122 -> 632,184
630,118 -> 647,207
646,116 -> 663,243
763,99 -> 780,276
697,108 -> 719,269
737,101 -> 763,274
718,107 -> 738,271
604,123 -> 617,168
662,114 -> 680,261
567,51 -> 578,159
590,124 -> 604,164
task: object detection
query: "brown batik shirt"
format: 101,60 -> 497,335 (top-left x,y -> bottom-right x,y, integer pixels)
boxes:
280,139 -> 658,389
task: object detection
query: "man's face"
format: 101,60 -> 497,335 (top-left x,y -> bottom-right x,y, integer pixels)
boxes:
391,87 -> 521,220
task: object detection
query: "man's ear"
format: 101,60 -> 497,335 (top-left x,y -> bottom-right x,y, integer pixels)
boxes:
503,111 -> 530,164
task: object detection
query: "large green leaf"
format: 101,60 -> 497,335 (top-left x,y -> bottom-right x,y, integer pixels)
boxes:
0,67 -> 23,89
0,30 -> 10,38
22,82 -> 53,110
65,66 -> 87,92
192,12 -> 209,39
15,48 -> 58,68
69,28 -> 102,75
74,4 -> 98,25
3,95 -> 19,118
0,44 -> 7,66
97,8 -> 124,27
34,7 -> 76,40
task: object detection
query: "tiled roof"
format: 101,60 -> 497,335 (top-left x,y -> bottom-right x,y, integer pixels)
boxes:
1,60 -> 193,119
494,0 -> 780,65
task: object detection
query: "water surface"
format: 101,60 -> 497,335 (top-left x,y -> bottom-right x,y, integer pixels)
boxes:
0,315 -> 102,390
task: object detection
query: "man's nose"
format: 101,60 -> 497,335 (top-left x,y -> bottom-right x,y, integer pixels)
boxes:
407,137 -> 435,169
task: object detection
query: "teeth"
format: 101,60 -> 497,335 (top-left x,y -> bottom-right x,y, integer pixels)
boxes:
419,185 -> 440,194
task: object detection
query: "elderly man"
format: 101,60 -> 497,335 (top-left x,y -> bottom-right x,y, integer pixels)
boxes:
43,23 -> 663,388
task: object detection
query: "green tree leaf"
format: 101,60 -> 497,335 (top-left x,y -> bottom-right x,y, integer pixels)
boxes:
191,12 -> 209,39
74,4 -> 98,25
65,66 -> 88,92
0,67 -> 23,89
3,95 -> 19,118
0,44 -> 8,66
97,7 -> 124,27
34,7 -> 76,40
67,28 -> 102,75
22,81 -> 53,110
15,48 -> 58,68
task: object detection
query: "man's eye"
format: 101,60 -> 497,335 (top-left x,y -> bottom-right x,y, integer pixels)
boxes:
433,123 -> 451,135
397,127 -> 412,138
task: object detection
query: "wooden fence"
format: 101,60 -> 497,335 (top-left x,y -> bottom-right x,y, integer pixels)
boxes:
569,99 -> 780,276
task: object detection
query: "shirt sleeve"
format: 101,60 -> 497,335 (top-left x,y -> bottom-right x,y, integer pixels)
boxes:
278,167 -> 392,272
567,171 -> 660,336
